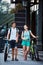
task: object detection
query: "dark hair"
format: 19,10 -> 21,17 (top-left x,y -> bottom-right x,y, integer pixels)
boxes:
11,21 -> 16,25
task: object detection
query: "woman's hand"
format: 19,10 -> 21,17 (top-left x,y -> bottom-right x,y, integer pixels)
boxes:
35,36 -> 39,39
30,32 -> 39,39
22,37 -> 26,40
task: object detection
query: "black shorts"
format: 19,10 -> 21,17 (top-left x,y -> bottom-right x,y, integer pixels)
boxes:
9,40 -> 18,48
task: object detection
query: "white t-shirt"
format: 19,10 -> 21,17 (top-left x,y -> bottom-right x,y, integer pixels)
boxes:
8,27 -> 18,40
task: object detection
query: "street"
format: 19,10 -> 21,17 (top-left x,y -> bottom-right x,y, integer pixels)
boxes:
0,48 -> 43,65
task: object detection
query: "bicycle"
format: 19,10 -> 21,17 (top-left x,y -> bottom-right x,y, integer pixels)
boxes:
4,39 -> 10,62
30,38 -> 39,61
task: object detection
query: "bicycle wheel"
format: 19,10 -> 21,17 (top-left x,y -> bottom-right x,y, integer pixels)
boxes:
31,53 -> 34,60
34,45 -> 39,61
35,50 -> 39,61
4,47 -> 8,62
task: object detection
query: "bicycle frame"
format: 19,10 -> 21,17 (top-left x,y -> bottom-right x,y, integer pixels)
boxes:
4,40 -> 9,54
30,39 -> 35,54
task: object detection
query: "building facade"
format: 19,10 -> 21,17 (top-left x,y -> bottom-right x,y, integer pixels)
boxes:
11,0 -> 42,50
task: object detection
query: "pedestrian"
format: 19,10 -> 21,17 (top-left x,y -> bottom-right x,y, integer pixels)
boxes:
7,22 -> 19,61
21,25 -> 38,60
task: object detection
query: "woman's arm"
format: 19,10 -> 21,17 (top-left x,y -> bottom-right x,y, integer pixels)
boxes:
30,31 -> 37,38
21,31 -> 26,40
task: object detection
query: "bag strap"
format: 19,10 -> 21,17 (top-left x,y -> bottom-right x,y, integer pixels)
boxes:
9,28 -> 19,35
23,30 -> 30,37
23,31 -> 24,37
9,28 -> 11,39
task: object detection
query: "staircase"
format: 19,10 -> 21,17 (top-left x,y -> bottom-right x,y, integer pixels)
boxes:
38,51 -> 43,60
15,8 -> 27,47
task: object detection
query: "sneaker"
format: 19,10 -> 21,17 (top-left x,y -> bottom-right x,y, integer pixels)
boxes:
12,58 -> 14,61
15,58 -> 19,61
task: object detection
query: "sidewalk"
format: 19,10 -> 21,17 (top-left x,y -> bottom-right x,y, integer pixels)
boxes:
0,48 -> 43,65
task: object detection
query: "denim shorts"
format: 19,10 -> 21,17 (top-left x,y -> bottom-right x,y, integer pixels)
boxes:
9,40 -> 18,48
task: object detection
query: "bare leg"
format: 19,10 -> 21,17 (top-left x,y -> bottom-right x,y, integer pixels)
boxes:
12,48 -> 14,60
25,46 -> 30,60
26,46 -> 30,54
14,47 -> 18,60
23,46 -> 27,60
